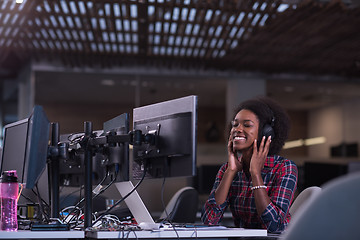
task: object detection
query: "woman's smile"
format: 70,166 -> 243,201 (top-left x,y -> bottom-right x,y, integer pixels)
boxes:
231,109 -> 259,151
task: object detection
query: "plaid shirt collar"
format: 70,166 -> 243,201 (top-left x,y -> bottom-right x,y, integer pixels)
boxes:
264,155 -> 276,168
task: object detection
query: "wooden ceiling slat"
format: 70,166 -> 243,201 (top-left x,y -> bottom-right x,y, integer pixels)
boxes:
19,4 -> 51,61
148,1 -> 157,56
163,0 -> 176,57
0,0 -> 359,78
55,0 -> 78,56
189,2 -> 207,58
203,9 -> 227,59
205,8 -> 234,59
44,1 -> 78,66
125,2 -> 135,55
0,0 -> 37,52
109,2 -> 121,56
231,0 -> 281,64
45,1 -> 78,65
93,3 -> 107,58
137,2 -> 149,59
61,0 -> 83,58
221,0 -> 258,56
157,2 -> 167,57
101,3 -> 115,61
84,1 -> 101,55
179,5 -> 196,58
73,1 -> 92,54
104,3 -> 114,49
193,7 -> 218,59
118,2 -> 128,55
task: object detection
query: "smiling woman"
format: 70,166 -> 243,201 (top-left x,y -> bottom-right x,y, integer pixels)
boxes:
201,96 -> 298,233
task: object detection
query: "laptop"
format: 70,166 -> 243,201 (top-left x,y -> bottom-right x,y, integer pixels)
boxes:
114,181 -> 161,230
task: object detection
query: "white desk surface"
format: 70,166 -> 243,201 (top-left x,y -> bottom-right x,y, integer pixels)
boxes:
0,230 -> 84,239
86,227 -> 268,239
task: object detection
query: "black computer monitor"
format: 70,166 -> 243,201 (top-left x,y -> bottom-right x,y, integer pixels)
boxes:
1,118 -> 29,184
0,105 -> 50,189
132,95 -> 197,179
58,113 -> 130,186
58,130 -> 106,187
102,113 -> 130,183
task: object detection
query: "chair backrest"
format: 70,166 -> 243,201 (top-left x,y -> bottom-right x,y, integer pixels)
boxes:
160,186 -> 199,223
282,173 -> 360,240
289,186 -> 321,217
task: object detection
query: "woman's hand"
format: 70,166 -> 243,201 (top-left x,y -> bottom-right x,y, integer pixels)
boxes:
250,136 -> 271,177
215,136 -> 243,205
227,135 -> 243,173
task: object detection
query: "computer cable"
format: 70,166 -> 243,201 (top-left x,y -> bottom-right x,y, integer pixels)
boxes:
64,168 -> 112,227
30,188 -> 50,210
124,228 -> 139,240
35,184 -> 51,223
62,170 -> 108,226
160,158 -> 179,239
69,165 -> 120,228
92,164 -> 120,197
60,205 -> 83,226
90,165 -> 148,229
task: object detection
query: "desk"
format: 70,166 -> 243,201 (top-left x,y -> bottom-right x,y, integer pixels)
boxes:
0,228 -> 274,240
86,227 -> 269,239
0,230 -> 84,239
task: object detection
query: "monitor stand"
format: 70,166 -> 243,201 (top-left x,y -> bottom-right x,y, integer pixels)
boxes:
114,181 -> 161,230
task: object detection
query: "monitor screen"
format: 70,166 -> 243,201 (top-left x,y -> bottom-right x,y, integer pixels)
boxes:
1,118 -> 28,184
0,105 -> 50,189
132,95 -> 197,179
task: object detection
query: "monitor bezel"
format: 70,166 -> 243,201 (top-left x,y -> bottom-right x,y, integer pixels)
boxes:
1,118 -> 30,184
0,106 -> 50,190
132,95 -> 197,179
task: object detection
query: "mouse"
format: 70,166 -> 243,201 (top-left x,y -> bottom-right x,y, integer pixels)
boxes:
138,222 -> 161,230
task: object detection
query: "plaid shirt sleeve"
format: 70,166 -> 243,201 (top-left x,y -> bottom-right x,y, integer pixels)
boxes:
201,163 -> 228,225
260,159 -> 298,233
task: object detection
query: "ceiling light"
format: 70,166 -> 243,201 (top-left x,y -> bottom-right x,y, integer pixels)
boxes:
283,136 -> 326,149
16,0 -> 23,3
101,79 -> 115,86
304,137 -> 326,146
283,139 -> 304,149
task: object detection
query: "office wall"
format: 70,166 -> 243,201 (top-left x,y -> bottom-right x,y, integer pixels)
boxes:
40,102 -> 132,134
308,99 -> 360,160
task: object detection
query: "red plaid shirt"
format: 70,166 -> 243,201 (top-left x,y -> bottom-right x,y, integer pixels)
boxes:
201,155 -> 298,233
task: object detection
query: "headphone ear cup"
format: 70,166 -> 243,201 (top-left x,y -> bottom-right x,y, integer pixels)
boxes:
262,124 -> 275,140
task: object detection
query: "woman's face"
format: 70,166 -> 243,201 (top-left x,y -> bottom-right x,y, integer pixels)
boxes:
230,109 -> 259,152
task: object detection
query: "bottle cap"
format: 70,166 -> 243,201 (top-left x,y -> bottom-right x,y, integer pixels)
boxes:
0,170 -> 18,183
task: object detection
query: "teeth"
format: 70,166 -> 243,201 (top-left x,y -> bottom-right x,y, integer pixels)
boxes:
234,136 -> 245,140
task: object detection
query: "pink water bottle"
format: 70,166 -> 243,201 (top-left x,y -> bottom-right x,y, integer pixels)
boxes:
0,170 -> 19,231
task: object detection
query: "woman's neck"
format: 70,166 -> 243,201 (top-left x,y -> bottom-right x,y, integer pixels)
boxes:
241,150 -> 252,172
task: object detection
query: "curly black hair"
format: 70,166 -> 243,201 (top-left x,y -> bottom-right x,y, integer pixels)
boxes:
230,96 -> 290,155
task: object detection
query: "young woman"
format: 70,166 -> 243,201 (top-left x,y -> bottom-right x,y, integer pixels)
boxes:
201,97 -> 298,233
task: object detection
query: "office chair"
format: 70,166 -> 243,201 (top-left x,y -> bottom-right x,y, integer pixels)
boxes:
282,172 -> 360,240
159,186 -> 199,223
289,186 -> 321,217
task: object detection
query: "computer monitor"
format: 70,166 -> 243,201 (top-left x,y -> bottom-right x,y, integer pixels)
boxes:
330,142 -> 358,157
1,118 -> 28,184
58,113 -> 130,186
58,130 -> 106,187
102,113 -> 130,183
132,95 -> 197,179
0,105 -> 50,189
